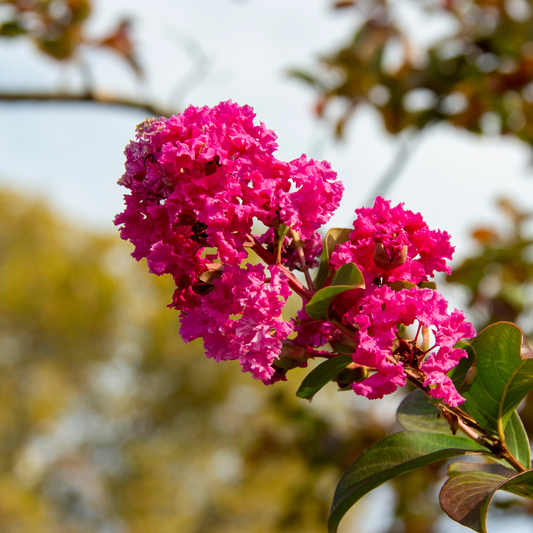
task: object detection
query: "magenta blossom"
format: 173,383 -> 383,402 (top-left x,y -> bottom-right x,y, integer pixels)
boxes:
343,285 -> 475,406
115,101 -> 343,310
321,197 -> 475,406
179,264 -> 293,382
256,228 -> 323,271
330,196 -> 454,287
115,104 -> 474,408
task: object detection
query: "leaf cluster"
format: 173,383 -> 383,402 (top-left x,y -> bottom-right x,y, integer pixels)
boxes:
0,0 -> 141,75
324,321 -> 533,533
293,0 -> 533,146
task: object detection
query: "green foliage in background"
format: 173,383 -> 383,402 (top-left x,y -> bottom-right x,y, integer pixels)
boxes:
0,0 -> 140,76
294,0 -> 533,144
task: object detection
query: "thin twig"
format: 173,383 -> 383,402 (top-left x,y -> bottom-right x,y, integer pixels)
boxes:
289,228 -> 315,294
364,125 -> 428,206
0,91 -> 173,117
248,234 -> 313,302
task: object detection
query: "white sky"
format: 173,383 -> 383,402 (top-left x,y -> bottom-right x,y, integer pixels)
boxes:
0,0 -> 532,265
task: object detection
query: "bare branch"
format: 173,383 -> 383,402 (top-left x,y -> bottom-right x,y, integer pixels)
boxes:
0,91 -> 174,117
364,127 -> 424,206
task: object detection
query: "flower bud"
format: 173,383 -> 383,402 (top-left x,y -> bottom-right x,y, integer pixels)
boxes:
373,243 -> 407,270
333,363 -> 370,388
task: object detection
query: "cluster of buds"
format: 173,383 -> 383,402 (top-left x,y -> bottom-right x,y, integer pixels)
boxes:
116,101 -> 474,407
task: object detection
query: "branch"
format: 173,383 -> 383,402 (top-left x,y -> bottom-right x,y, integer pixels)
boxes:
248,234 -> 313,302
0,91 -> 174,117
363,124 -> 428,206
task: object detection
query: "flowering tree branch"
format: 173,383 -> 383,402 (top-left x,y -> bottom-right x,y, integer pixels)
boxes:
114,100 -> 533,533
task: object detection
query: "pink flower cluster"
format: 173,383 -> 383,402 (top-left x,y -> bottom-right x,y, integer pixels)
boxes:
307,198 -> 474,406
342,286 -> 474,406
115,101 -> 343,381
115,100 -> 473,406
331,197 -> 454,286
115,101 -> 342,308
179,264 -> 293,382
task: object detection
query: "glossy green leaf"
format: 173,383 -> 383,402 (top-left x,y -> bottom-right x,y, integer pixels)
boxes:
418,281 -> 437,290
448,343 -> 477,394
386,280 -> 416,291
306,263 -> 364,320
314,263 -> 330,292
328,432 -> 488,533
461,322 -> 533,439
440,465 -> 533,532
305,287 -> 361,320
502,411 -> 531,471
314,228 -> 352,290
296,356 -> 353,400
397,392 -> 531,470
330,262 -> 364,287
396,390 -> 451,434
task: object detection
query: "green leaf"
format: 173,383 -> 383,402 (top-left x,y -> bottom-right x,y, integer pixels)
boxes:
328,432 -> 488,533
330,262 -> 364,287
296,356 -> 353,400
386,280 -> 417,291
305,263 -> 364,319
418,281 -> 437,289
314,263 -> 330,292
305,287 -> 361,319
314,228 -> 352,290
461,322 -> 533,439
397,392 -> 531,470
447,462 -> 515,477
396,390 -> 452,434
0,21 -> 26,38
448,343 -> 477,394
277,223 -> 290,242
276,223 -> 291,263
440,465 -> 533,532
286,68 -> 321,87
502,411 -> 531,471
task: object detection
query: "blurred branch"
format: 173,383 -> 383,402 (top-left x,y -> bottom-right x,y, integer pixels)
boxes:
364,124 -> 428,206
167,27 -> 212,110
0,91 -> 173,117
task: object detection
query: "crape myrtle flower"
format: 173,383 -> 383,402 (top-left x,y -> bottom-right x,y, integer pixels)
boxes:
115,101 -> 343,382
114,101 -> 343,311
331,196 -> 454,287
341,285 -> 475,406
115,100 -> 473,405
325,197 -> 475,406
293,307 -> 336,351
179,264 -> 293,382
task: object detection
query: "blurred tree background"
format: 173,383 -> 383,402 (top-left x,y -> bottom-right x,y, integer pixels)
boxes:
2,1 -> 533,532
0,188 -> 396,533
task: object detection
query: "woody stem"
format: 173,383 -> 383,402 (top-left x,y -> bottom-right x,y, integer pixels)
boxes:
249,234 -> 313,301
288,229 -> 315,294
